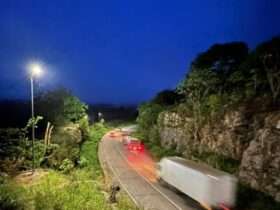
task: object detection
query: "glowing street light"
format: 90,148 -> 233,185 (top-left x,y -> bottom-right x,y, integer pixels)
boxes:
29,62 -> 44,78
28,62 -> 44,172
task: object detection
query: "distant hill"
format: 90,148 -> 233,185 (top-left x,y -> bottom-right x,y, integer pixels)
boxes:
0,100 -> 137,128
0,100 -> 30,128
88,104 -> 137,123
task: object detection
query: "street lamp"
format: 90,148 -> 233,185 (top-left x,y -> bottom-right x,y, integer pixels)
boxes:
28,62 -> 44,172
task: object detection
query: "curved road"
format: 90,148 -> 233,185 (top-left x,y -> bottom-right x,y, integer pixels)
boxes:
99,127 -> 204,210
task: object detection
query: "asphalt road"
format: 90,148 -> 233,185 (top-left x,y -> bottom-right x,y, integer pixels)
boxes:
99,127 -> 205,210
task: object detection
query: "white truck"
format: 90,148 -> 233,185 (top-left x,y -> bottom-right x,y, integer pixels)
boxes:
157,157 -> 237,210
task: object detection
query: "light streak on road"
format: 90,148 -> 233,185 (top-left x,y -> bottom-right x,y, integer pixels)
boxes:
125,150 -> 158,182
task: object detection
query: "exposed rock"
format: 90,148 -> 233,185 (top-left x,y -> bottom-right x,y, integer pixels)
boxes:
158,112 -> 191,152
239,113 -> 280,201
157,109 -> 280,201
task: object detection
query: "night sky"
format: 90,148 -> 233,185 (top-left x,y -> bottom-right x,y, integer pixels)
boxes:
0,0 -> 279,105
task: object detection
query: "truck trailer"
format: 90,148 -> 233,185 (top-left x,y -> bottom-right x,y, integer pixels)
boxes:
157,157 -> 237,210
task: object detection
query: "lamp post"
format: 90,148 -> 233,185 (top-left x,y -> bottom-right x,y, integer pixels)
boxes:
28,63 -> 43,172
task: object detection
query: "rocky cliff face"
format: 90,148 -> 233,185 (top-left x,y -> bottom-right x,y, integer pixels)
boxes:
158,109 -> 280,202
239,113 -> 280,202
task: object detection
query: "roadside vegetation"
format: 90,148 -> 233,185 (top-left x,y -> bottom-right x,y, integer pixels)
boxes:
136,36 -> 280,210
0,88 -> 137,210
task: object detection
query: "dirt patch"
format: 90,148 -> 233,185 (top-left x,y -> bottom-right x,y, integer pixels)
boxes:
14,169 -> 49,186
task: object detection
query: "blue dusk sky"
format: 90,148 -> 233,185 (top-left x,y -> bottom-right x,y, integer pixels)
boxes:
0,0 -> 279,104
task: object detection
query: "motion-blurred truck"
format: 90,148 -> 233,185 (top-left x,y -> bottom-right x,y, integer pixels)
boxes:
157,157 -> 237,210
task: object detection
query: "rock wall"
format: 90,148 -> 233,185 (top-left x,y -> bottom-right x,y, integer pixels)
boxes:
157,109 -> 280,201
239,113 -> 280,201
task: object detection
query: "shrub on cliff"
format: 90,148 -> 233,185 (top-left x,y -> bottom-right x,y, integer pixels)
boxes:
137,102 -> 164,139
152,89 -> 183,106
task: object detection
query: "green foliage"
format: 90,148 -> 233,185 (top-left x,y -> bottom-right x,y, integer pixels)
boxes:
36,88 -> 88,125
80,123 -> 109,175
254,36 -> 280,102
192,42 -> 248,73
136,102 -> 164,139
176,36 -> 280,123
136,36 -> 280,210
24,116 -> 43,131
0,179 -> 25,210
77,156 -> 89,168
206,94 -> 224,114
36,88 -> 70,125
152,89 -> 183,106
177,68 -> 224,125
147,125 -> 161,145
64,96 -> 88,123
45,127 -> 81,169
115,192 -> 139,210
78,115 -> 90,140
0,123 -> 138,210
178,68 -> 220,97
23,141 -> 46,169
59,159 -> 75,174
26,170 -> 111,210
0,120 -> 45,173
137,89 -> 181,140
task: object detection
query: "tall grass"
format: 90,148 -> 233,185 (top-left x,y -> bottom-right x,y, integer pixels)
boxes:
0,123 -> 138,210
80,123 -> 109,174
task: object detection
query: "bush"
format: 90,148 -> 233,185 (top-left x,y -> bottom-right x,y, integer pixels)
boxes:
148,125 -> 161,145
63,95 -> 88,123
136,102 -> 164,139
78,115 -> 90,141
80,123 -> 109,174
0,123 -> 138,210
152,89 -> 183,106
77,156 -> 89,168
27,171 -> 111,210
45,125 -> 82,169
20,141 -> 46,169
59,159 -> 75,174
33,190 -> 63,210
0,130 -> 45,173
0,180 -> 25,210
36,88 -> 88,126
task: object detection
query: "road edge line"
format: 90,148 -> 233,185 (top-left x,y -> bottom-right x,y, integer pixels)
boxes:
98,135 -> 141,208
116,141 -> 183,210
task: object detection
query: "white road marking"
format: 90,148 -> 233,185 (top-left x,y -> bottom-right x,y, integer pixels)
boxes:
115,141 -> 183,210
99,138 -> 140,207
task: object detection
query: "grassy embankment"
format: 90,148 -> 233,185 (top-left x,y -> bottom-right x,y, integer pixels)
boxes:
0,123 -> 138,210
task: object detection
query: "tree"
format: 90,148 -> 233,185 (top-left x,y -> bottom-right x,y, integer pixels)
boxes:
193,42 -> 249,73
192,42 -> 249,94
152,89 -> 183,106
177,68 -> 221,142
256,36 -> 280,102
136,102 -> 164,139
64,96 -> 88,122
36,88 -> 88,125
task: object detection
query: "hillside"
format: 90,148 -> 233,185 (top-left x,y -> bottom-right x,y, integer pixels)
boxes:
136,36 -> 280,210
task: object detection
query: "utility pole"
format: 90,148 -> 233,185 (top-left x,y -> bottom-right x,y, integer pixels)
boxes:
30,76 -> 35,173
